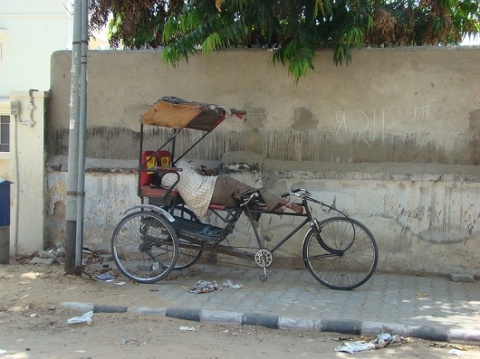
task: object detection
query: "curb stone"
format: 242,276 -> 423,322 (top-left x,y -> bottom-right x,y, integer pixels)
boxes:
60,302 -> 480,343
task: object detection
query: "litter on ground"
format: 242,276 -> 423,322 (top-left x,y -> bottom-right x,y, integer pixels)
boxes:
67,311 -> 94,325
335,333 -> 404,354
188,279 -> 244,293
222,279 -> 243,289
180,326 -> 196,332
189,280 -> 220,294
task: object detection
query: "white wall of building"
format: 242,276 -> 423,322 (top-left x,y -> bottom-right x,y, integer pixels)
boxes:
9,91 -> 48,255
0,0 -> 73,97
0,1 -> 73,257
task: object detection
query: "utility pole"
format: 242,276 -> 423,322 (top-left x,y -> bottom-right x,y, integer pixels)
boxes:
65,0 -> 87,275
76,0 -> 89,269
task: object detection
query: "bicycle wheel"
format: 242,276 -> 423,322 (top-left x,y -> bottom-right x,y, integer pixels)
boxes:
169,205 -> 204,269
111,211 -> 179,283
303,217 -> 378,290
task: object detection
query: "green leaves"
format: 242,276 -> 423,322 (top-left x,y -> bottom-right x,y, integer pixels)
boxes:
333,43 -> 352,66
90,0 -> 480,82
272,39 -> 315,83
202,32 -> 222,54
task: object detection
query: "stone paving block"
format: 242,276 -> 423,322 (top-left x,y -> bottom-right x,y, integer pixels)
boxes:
449,273 -> 475,282
59,262 -> 480,344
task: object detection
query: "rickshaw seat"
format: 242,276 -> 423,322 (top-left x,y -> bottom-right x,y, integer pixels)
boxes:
139,150 -> 179,200
139,150 -> 229,210
208,203 -> 227,210
139,184 -> 180,199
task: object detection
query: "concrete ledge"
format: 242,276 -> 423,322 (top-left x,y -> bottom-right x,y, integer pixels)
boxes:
47,155 -> 480,183
361,321 -> 407,336
263,159 -> 480,183
61,302 -> 94,311
241,312 -> 279,329
201,309 -> 243,323
321,319 -> 363,335
130,307 -> 167,316
278,317 -> 317,331
61,302 -> 480,344
449,273 -> 475,282
165,308 -> 201,322
448,329 -> 480,342
406,325 -> 449,342
93,304 -> 128,313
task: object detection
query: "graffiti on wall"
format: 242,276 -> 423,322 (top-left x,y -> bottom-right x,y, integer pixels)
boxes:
334,101 -> 433,147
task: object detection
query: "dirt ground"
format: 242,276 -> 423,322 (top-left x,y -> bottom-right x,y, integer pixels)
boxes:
0,258 -> 479,359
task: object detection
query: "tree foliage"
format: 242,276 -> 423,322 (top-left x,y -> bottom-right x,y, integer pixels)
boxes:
89,0 -> 480,81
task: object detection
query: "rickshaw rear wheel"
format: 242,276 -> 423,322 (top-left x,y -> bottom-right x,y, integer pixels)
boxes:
111,211 -> 179,283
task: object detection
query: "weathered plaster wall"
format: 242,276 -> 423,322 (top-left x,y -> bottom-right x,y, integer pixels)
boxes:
258,160 -> 480,274
49,48 -> 480,164
45,48 -> 480,275
9,91 -> 48,255
45,153 -> 480,275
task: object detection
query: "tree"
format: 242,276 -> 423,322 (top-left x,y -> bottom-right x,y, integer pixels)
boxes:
89,0 -> 480,82
89,0 -> 185,48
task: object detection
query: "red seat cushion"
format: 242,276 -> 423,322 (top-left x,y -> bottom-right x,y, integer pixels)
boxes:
140,186 -> 179,199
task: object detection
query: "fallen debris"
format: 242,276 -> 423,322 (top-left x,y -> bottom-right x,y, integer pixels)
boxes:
67,311 -> 94,325
29,257 -> 57,266
180,326 -> 196,332
222,279 -> 243,289
189,280 -> 219,294
95,272 -> 116,281
335,333 -> 404,354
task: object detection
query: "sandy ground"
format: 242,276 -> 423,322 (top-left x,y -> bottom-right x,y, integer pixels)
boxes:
0,258 -> 479,359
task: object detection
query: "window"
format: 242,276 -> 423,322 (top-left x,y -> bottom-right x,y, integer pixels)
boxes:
0,115 -> 10,152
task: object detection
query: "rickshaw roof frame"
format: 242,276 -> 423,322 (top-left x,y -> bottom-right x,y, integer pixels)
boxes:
140,96 -> 245,132
139,96 -> 246,166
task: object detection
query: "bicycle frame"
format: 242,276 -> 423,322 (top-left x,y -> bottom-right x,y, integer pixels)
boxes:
111,97 -> 378,289
176,190 -> 347,263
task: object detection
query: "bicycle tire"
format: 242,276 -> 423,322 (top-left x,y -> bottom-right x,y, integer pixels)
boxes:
169,205 -> 204,269
303,216 -> 378,290
111,211 -> 179,283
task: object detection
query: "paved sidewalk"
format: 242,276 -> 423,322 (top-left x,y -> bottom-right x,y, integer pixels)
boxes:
62,264 -> 480,343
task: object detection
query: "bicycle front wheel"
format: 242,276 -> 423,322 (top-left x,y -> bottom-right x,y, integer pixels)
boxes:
111,211 -> 179,283
303,217 -> 378,290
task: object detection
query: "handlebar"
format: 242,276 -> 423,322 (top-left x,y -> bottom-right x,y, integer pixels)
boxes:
281,188 -> 311,198
240,192 -> 260,207
281,188 -> 349,219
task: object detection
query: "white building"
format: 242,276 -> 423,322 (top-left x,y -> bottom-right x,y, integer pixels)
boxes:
0,1 -> 111,177
0,1 -> 75,256
0,0 -> 74,179
0,0 -> 73,97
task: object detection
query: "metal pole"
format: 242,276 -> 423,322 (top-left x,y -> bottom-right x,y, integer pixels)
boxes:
65,0 -> 82,275
75,0 -> 89,268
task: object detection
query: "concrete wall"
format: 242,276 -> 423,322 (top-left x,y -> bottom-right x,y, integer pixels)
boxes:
49,48 -> 480,164
45,48 -> 480,275
258,159 -> 479,274
9,91 -> 48,255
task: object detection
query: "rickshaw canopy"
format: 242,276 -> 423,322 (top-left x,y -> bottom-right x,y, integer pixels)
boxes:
140,96 -> 245,132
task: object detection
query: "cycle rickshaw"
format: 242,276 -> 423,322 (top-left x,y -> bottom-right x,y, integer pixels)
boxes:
111,97 -> 378,290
